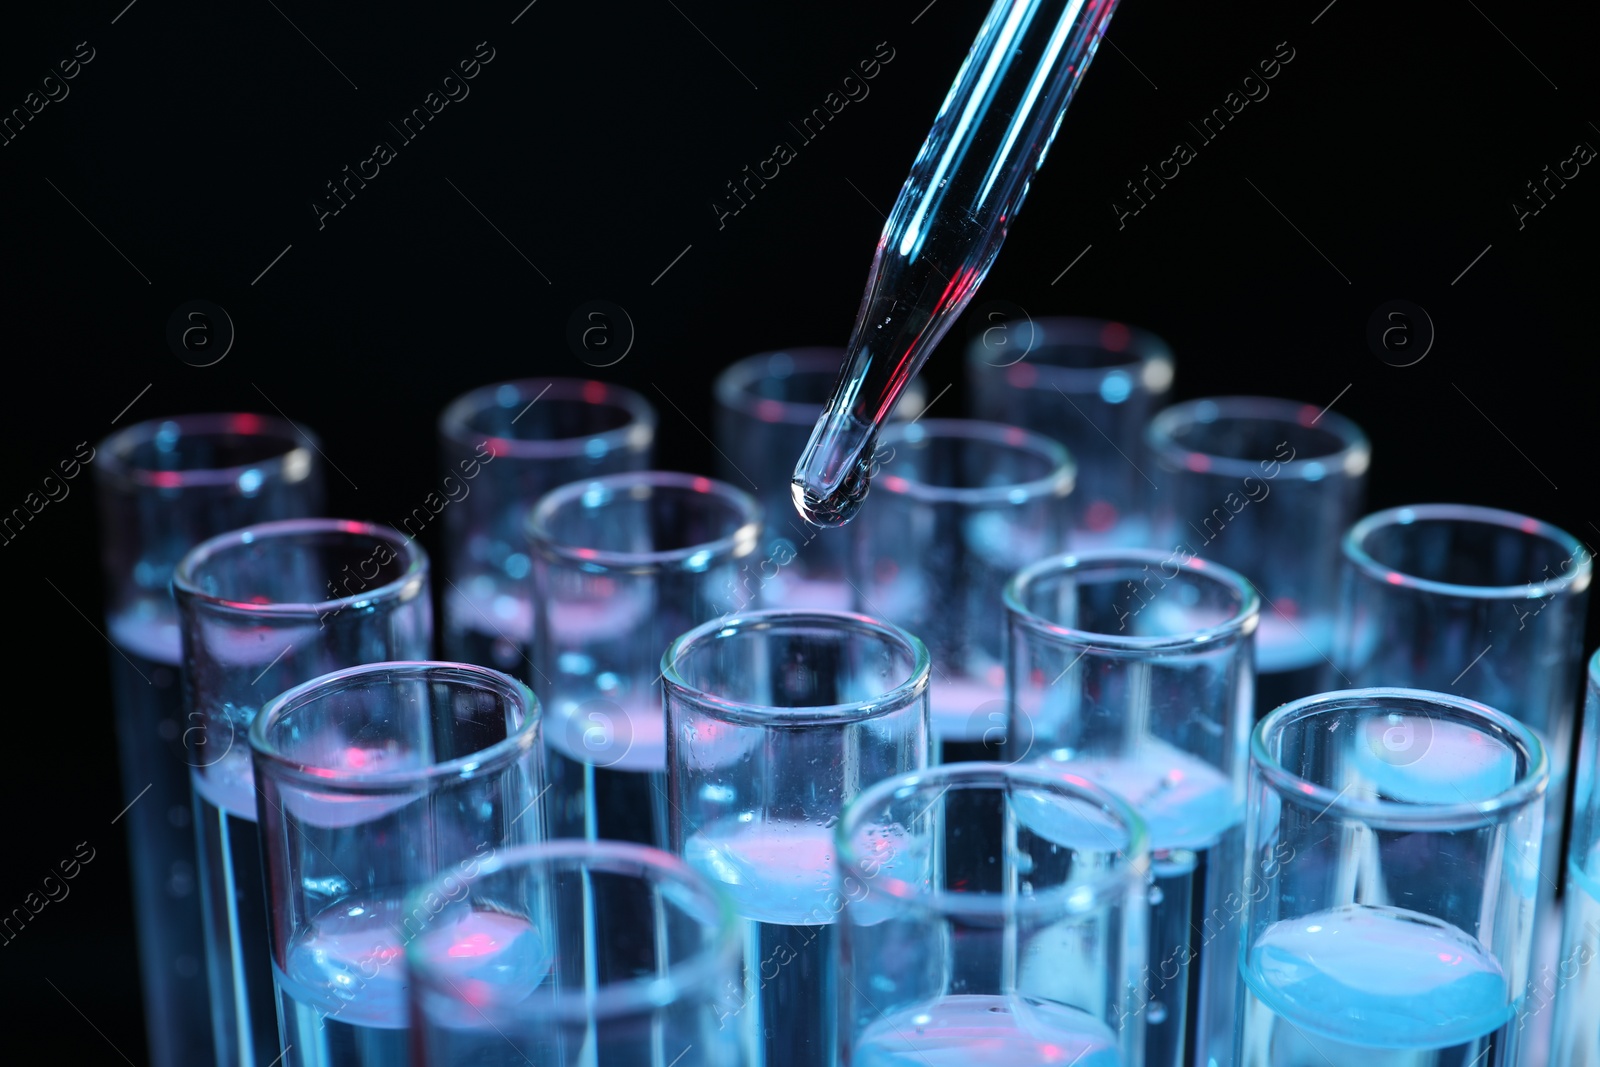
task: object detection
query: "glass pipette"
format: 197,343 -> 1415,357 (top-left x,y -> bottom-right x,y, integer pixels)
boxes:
791,0 -> 1123,527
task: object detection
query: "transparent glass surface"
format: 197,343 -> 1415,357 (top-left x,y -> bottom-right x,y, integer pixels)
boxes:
664,610 -> 932,1067
438,378 -> 654,677
851,419 -> 1072,763
174,520 -> 431,1067
835,762 -> 1149,1067
714,349 -> 924,611
530,471 -> 762,850
1146,396 -> 1369,717
94,413 -> 323,1067
251,661 -> 544,1067
790,0 -> 1124,526
1006,550 -> 1258,1067
1334,503 -> 1591,995
1553,650 -> 1600,1066
1239,689 -> 1548,1066
407,841 -> 745,1066
968,317 -> 1173,551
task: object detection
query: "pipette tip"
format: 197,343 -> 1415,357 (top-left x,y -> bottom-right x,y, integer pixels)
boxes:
790,456 -> 872,528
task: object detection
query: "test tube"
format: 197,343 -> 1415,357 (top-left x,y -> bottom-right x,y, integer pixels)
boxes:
1239,689 -> 1547,1066
94,413 -> 323,1067
835,762 -> 1149,1067
1334,503 -> 1592,1037
1553,649 -> 1600,1066
1145,396 -> 1370,716
967,316 -> 1174,551
713,349 -> 924,610
851,418 -> 1073,763
664,609 -> 931,1067
529,471 -> 762,848
250,662 -> 544,1067
173,519 -> 431,1067
1006,549 -> 1258,1067
438,378 -> 655,676
406,841 -> 746,1067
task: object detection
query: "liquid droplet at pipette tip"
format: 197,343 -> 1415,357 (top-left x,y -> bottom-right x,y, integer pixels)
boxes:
790,455 -> 872,528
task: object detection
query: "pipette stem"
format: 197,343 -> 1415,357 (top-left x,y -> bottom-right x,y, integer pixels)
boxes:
792,0 -> 1122,527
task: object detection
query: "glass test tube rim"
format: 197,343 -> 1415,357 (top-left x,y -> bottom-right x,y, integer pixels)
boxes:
438,377 -> 656,460
715,347 -> 849,426
98,411 -> 318,491
661,608 -> 931,728
527,469 -> 762,573
964,314 -> 1176,395
1005,547 -> 1261,652
172,517 -> 429,621
1253,686 -> 1549,832
1145,394 -> 1371,482
404,838 -> 742,1023
873,417 -> 1076,506
1343,502 -> 1593,602
249,660 -> 540,793
834,760 -> 1151,919
716,346 -> 931,426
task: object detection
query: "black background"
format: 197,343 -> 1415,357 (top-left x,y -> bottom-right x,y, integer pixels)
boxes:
2,0 -> 1596,1057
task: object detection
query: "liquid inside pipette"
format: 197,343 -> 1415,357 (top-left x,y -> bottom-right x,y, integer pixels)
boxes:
791,0 -> 1122,527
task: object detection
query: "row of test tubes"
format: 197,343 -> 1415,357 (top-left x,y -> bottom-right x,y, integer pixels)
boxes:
92,319 -> 1597,1067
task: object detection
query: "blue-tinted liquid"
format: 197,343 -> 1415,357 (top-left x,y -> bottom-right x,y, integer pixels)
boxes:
852,994 -> 1122,1067
194,758 -> 279,1067
275,970 -> 408,1067
442,584 -> 531,678
270,895 -> 522,1067
1041,744 -> 1244,1067
407,896 -> 742,1066
108,613 -> 215,1067
1253,615 -> 1335,720
686,821 -> 843,1067
546,697 -> 668,847
1552,861 -> 1600,1066
929,677 -> 1007,765
1239,904 -> 1516,1066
